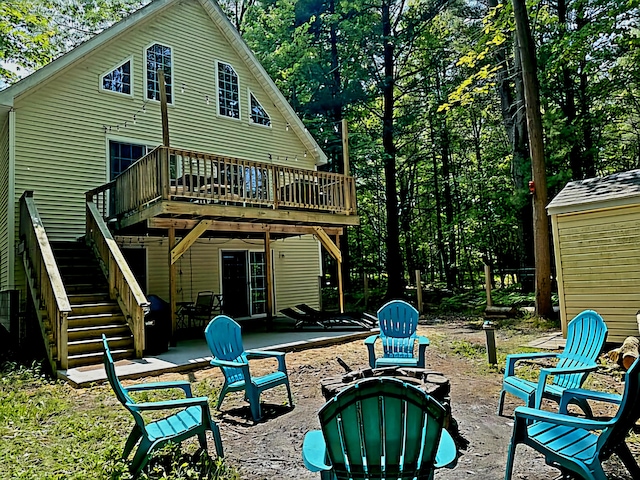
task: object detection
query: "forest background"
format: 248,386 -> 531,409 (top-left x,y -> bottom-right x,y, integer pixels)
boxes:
2,0 -> 639,304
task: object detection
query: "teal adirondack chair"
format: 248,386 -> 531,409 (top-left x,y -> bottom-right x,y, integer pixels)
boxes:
365,300 -> 429,369
102,335 -> 223,475
505,357 -> 640,480
302,377 -> 457,479
497,310 -> 607,416
205,315 -> 293,421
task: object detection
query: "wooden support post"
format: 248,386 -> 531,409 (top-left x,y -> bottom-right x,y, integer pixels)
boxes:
415,269 -> 423,314
364,275 -> 369,310
341,119 -> 352,214
264,230 -> 274,329
158,69 -> 170,147
168,227 -> 177,346
484,263 -> 493,307
336,234 -> 344,314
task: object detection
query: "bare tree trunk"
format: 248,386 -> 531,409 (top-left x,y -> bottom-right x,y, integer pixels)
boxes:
513,0 -> 553,317
382,0 -> 404,298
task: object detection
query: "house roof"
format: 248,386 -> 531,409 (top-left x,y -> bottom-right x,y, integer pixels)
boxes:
547,169 -> 640,215
0,0 -> 327,165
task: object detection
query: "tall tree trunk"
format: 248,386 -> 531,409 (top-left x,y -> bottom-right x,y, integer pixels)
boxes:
431,123 -> 447,284
557,0 -> 582,180
382,0 -> 404,298
327,0 -> 352,290
513,0 -> 553,317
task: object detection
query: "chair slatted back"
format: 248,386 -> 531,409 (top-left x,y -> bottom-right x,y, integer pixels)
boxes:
204,315 -> 247,384
377,300 -> 419,359
319,377 -> 445,479
194,291 -> 214,316
103,335 -> 135,406
554,310 -> 607,389
598,358 -> 640,458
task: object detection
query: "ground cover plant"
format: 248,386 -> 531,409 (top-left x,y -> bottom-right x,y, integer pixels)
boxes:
1,314 -> 638,479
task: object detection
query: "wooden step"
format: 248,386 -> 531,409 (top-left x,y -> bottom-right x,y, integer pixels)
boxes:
69,302 -> 121,316
68,312 -> 127,327
67,293 -> 111,304
68,335 -> 133,356
67,347 -> 134,369
68,324 -> 131,342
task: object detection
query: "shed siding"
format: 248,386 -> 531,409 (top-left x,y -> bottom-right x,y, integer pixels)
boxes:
131,234 -> 320,315
0,118 -> 9,288
12,0 -> 315,242
554,204 -> 640,342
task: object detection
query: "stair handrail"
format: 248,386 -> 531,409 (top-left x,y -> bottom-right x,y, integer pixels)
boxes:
85,198 -> 149,357
19,191 -> 72,370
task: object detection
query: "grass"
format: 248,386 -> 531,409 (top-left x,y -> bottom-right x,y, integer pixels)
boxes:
0,362 -> 239,480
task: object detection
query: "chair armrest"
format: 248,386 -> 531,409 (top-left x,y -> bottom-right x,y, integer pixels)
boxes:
416,335 -> 430,368
434,429 -> 457,468
364,334 -> 379,346
559,388 -> 622,414
125,380 -> 193,397
210,358 -> 248,369
535,364 -> 598,408
246,350 -> 288,373
364,335 -> 380,369
302,430 -> 332,473
514,406 -> 614,430
504,352 -> 559,376
128,396 -> 210,412
245,350 -> 285,359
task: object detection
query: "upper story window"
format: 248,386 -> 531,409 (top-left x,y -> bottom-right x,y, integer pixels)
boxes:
249,92 -> 271,127
217,61 -> 240,119
146,43 -> 173,103
101,59 -> 132,95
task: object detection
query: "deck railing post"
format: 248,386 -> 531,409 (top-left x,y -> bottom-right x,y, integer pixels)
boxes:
160,147 -> 170,200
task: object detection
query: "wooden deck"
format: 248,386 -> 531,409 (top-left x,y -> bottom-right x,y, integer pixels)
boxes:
87,146 -> 358,232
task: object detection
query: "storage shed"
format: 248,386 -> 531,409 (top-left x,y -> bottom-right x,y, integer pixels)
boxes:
547,169 -> 640,343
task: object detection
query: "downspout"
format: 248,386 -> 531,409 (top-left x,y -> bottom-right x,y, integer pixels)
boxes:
8,109 -> 15,289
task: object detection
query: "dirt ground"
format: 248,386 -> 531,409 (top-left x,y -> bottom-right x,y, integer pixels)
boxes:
159,317 -> 638,479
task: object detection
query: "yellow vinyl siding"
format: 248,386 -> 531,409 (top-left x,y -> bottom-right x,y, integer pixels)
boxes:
132,234 -> 320,316
553,204 -> 640,343
0,117 -> 9,288
12,0 -> 315,242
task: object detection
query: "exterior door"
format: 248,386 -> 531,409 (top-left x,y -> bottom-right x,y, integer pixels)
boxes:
221,251 -> 249,317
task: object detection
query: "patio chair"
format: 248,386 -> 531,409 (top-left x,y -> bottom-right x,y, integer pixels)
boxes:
102,335 -> 223,475
364,300 -> 429,369
504,357 -> 640,480
497,309 -> 607,416
205,315 -> 294,421
178,291 -> 214,330
302,377 -> 457,479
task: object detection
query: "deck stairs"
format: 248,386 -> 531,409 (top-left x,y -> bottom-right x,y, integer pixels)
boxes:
51,241 -> 135,368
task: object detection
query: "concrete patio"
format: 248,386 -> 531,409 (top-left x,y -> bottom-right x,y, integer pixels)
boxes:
59,318 -> 376,387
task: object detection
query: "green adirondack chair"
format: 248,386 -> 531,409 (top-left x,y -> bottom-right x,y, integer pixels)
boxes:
497,309 -> 607,416
102,335 -> 223,475
365,300 -> 429,369
302,377 -> 457,480
205,315 -> 293,421
505,357 -> 640,480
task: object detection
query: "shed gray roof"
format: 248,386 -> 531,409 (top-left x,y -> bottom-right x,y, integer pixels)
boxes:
547,169 -> 640,215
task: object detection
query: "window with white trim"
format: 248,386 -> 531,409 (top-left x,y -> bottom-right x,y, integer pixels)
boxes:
102,59 -> 131,95
146,43 -> 172,103
217,62 -> 240,119
249,92 -> 271,126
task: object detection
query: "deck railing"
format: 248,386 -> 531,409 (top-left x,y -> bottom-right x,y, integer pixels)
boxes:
97,146 -> 356,219
19,191 -> 72,370
85,199 -> 149,357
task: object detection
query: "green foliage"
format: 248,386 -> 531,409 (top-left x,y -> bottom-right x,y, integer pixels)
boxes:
0,362 -> 238,480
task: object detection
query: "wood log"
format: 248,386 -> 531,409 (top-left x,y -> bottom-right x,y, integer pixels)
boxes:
607,336 -> 639,371
485,305 -> 517,318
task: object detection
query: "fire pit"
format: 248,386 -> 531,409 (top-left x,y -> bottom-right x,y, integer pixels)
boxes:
321,365 -> 452,426
321,363 -> 468,449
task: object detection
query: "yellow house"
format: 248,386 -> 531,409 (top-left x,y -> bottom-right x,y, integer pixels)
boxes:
547,169 -> 640,343
0,0 -> 358,371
